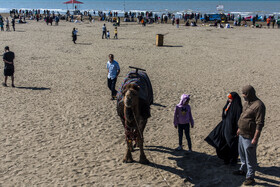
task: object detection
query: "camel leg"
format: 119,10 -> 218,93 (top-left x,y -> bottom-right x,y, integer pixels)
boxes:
123,140 -> 133,163
136,120 -> 149,164
138,136 -> 149,164
138,119 -> 149,164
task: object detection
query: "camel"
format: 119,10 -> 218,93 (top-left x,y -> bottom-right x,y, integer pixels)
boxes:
117,69 -> 153,164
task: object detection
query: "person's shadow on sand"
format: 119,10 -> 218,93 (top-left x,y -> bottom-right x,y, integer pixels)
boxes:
76,43 -> 92,45
255,166 -> 280,186
145,145 -> 244,187
151,103 -> 167,108
161,45 -> 183,47
145,146 -> 280,186
16,86 -> 51,90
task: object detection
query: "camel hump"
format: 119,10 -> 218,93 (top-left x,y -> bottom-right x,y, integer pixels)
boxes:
117,71 -> 153,106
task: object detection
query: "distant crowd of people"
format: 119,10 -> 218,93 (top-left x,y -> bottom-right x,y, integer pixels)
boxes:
3,8 -> 280,30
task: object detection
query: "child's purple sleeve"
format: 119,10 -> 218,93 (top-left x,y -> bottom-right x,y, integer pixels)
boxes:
173,106 -> 178,127
189,107 -> 194,126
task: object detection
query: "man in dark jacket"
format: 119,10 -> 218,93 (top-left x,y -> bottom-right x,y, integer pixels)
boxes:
2,46 -> 15,87
233,85 -> 266,186
11,18 -> 15,31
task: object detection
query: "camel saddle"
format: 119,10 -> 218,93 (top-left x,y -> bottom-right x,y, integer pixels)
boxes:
117,71 -> 153,106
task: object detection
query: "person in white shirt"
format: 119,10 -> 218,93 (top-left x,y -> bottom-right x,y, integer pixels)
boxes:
106,54 -> 120,100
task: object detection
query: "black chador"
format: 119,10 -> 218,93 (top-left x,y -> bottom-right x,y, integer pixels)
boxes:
205,92 -> 242,164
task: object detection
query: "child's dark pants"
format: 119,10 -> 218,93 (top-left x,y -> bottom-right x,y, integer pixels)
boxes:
178,123 -> 192,150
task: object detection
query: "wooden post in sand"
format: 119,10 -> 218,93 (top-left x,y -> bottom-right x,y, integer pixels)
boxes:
156,34 -> 164,46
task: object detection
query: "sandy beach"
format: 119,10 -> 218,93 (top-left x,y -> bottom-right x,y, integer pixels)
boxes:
0,17 -> 280,186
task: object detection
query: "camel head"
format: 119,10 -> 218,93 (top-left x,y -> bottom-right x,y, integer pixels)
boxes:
122,84 -> 140,108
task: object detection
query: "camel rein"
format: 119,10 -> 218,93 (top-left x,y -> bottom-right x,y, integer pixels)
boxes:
124,111 -> 138,142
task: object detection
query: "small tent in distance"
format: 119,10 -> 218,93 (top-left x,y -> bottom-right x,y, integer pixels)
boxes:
63,0 -> 84,10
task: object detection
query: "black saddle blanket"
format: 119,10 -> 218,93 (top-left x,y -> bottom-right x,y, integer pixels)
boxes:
117,71 -> 153,105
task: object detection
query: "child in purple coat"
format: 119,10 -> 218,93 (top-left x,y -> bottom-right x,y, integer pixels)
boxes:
174,94 -> 194,151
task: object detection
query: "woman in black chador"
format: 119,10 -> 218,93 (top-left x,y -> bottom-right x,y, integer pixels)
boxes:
205,92 -> 242,165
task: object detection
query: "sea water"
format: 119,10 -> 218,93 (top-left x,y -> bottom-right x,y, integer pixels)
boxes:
0,0 -> 279,16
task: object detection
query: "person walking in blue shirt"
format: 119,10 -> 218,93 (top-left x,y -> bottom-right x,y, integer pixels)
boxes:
106,54 -> 120,100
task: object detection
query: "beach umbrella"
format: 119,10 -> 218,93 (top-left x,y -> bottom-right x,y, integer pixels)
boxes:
63,0 -> 84,10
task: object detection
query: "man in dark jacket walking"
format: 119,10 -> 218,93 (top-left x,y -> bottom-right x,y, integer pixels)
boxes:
11,18 -> 15,31
233,85 -> 266,186
2,46 -> 15,87
72,28 -> 78,44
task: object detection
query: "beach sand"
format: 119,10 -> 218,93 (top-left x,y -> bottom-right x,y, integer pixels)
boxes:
0,18 -> 280,186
